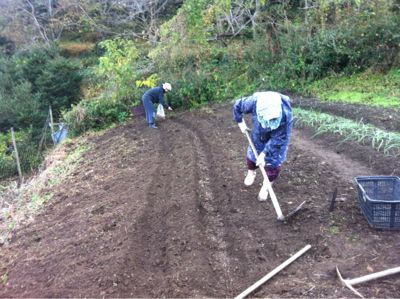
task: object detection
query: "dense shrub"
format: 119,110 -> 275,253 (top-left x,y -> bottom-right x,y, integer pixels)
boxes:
62,98 -> 130,136
0,57 -> 46,131
0,132 -> 15,179
96,38 -> 139,102
155,43 -> 261,109
0,45 -> 83,179
269,6 -> 400,88
62,38 -> 144,135
305,17 -> 400,77
0,129 -> 43,179
35,56 -> 83,119
0,46 -> 83,131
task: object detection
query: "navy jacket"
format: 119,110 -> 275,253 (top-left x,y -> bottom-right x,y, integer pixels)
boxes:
142,86 -> 169,108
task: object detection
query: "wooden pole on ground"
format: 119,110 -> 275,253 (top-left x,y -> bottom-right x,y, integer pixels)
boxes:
49,106 -> 56,146
11,127 -> 23,188
235,244 -> 312,299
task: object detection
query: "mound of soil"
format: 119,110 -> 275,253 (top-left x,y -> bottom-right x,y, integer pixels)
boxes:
0,99 -> 399,298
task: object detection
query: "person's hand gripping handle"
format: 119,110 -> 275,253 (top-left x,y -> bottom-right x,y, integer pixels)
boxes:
238,121 -> 249,134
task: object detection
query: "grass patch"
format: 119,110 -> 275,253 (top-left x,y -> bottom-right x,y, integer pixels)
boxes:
28,193 -> 52,212
329,226 -> 339,235
0,138 -> 89,244
306,69 -> 400,109
1,273 -> 8,285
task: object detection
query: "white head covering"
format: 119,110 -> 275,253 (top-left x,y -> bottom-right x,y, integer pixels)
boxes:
255,92 -> 282,120
255,92 -> 282,129
162,82 -> 172,92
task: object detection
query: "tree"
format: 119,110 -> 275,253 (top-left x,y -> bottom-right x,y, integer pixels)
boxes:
0,0 -> 80,47
74,0 -> 181,45
205,0 -> 270,40
0,0 -> 183,49
96,38 -> 139,102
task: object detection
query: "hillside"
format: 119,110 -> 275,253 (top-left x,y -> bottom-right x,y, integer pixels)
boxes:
0,97 -> 400,298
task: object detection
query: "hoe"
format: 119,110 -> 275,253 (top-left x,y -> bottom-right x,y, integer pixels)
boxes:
336,265 -> 400,298
242,123 -> 305,221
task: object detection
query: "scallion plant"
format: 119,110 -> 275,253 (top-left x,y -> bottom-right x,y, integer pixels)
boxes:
294,108 -> 400,157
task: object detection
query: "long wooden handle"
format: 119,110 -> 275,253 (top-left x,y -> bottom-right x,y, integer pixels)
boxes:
243,129 -> 284,220
235,244 -> 311,299
348,266 -> 400,285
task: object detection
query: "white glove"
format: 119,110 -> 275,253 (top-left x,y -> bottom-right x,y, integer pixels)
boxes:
256,152 -> 266,167
238,121 -> 248,133
168,106 -> 173,111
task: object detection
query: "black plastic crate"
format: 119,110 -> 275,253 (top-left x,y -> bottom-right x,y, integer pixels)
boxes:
355,176 -> 400,230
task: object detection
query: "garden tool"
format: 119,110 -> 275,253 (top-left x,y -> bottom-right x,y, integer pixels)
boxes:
336,265 -> 400,298
235,244 -> 311,299
242,124 -> 305,221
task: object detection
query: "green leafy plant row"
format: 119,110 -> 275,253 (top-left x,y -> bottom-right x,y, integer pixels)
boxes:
294,108 -> 400,157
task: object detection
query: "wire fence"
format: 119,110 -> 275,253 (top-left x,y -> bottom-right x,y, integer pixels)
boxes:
0,107 -> 67,186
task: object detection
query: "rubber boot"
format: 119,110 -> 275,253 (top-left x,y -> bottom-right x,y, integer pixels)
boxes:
258,182 -> 273,201
244,170 -> 256,186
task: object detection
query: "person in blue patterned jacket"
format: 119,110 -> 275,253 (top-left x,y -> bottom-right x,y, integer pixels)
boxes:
142,83 -> 173,128
233,91 -> 293,200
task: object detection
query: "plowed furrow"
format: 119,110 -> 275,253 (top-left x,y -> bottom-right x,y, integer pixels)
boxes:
121,118 -> 232,297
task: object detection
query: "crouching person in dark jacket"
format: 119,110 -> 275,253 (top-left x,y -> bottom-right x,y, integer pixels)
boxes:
142,82 -> 173,128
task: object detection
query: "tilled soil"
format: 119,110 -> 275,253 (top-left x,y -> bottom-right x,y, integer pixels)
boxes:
0,100 -> 400,298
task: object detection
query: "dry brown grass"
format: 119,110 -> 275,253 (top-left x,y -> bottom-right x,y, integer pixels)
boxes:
59,42 -> 95,57
0,138 -> 89,245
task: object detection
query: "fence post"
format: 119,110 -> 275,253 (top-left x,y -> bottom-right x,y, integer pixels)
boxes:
49,106 -> 56,146
11,127 -> 23,188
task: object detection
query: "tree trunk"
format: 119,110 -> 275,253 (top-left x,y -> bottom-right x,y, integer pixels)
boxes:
252,0 -> 260,39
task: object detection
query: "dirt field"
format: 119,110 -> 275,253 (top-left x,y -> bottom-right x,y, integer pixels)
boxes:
1,98 -> 400,298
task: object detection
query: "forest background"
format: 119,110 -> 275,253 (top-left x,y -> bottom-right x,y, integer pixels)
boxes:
0,0 -> 399,179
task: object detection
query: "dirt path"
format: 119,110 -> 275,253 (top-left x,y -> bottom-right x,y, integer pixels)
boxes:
1,103 -> 399,298
292,130 -> 374,182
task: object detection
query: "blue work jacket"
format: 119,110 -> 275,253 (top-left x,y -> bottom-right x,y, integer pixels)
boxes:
233,92 -> 293,168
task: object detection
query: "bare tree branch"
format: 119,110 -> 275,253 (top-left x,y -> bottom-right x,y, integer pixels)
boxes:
24,0 -> 50,44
